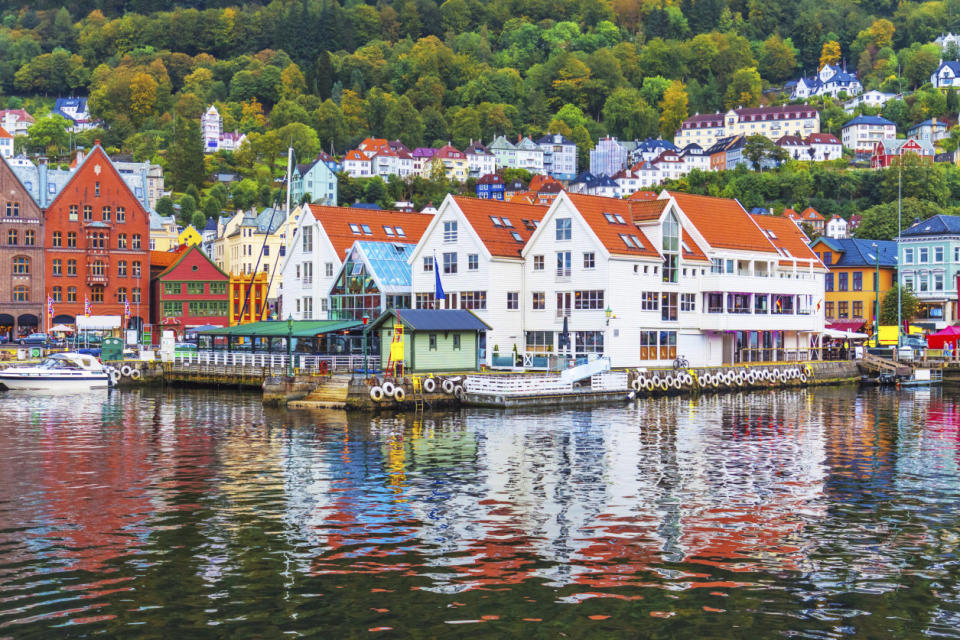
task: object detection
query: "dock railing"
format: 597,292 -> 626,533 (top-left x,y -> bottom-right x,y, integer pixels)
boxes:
465,370 -> 627,396
173,351 -> 380,374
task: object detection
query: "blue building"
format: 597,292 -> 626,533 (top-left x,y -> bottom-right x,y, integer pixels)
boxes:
898,215 -> 960,329
476,173 -> 505,200
291,155 -> 338,206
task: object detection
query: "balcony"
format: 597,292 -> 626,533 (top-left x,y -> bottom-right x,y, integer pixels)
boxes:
86,273 -> 108,286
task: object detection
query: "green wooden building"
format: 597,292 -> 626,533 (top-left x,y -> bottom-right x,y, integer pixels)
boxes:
366,309 -> 491,372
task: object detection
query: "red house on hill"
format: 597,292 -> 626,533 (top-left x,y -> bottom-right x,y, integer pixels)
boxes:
44,144 -> 150,329
151,245 -> 229,332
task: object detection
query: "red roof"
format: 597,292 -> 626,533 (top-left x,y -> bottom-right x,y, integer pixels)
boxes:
434,144 -> 464,159
478,173 -> 504,185
628,199 -> 669,222
682,230 -> 710,262
749,214 -> 824,267
344,150 -> 369,162
666,192 -> 777,254
452,196 -> 546,258
628,190 -> 659,201
150,247 -> 186,269
307,205 -> 434,258
801,207 -> 824,221
805,133 -> 840,145
566,194 -> 660,258
0,126 -> 11,139
528,174 -> 560,192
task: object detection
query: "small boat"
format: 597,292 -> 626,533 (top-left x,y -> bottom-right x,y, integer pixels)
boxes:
0,352 -> 112,392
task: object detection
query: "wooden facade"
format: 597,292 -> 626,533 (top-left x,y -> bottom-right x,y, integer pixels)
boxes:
0,156 -> 44,339
151,245 -> 229,330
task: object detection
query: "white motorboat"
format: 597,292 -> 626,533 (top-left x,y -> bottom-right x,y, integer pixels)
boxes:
0,352 -> 112,392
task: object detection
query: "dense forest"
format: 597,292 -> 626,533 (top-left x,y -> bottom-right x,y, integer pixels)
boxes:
2,0 -> 960,230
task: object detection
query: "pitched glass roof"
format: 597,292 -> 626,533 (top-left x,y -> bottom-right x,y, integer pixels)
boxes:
356,241 -> 416,292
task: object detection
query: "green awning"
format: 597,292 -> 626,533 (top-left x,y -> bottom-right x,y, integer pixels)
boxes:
199,320 -> 363,338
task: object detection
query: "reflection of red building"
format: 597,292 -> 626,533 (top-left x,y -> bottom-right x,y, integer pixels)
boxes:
44,144 -> 150,329
151,245 -> 229,329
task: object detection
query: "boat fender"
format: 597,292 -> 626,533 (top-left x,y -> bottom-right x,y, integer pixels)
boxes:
442,379 -> 455,394
746,371 -> 755,385
702,373 -> 713,387
735,372 -> 745,387
423,377 -> 437,393
672,376 -> 682,390
454,385 -> 466,400
659,379 -> 670,392
370,386 -> 384,402
631,378 -> 642,392
804,364 -> 814,376
800,373 -> 808,384
382,381 -> 396,397
628,390 -> 636,400
651,375 -> 661,387
644,379 -> 656,391
393,387 -> 406,402
130,368 -> 142,381
120,365 -> 133,377
110,369 -> 121,385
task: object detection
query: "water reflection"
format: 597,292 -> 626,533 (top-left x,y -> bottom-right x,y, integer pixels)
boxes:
0,386 -> 959,636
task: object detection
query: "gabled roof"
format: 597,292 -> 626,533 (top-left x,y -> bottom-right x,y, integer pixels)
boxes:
800,207 -> 824,221
805,133 -> 841,145
435,144 -> 465,159
368,308 -> 490,333
750,214 -> 824,267
150,248 -> 185,270
664,192 -> 777,254
306,205 -> 434,258
0,126 -> 11,139
488,135 -> 517,150
516,136 -> 541,151
936,60 -> 960,75
536,133 -> 574,145
627,199 -> 669,222
900,214 -> 960,237
344,150 -> 369,162
528,174 -> 560,192
565,194 -> 660,258
464,141 -> 491,155
346,240 -> 417,293
843,115 -> 895,128
810,237 -> 897,267
628,190 -> 659,201
156,245 -> 227,280
477,173 -> 504,185
681,229 -> 710,262
776,135 -> 806,146
452,196 -> 546,258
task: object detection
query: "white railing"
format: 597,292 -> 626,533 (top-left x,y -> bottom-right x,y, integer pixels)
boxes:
591,371 -> 628,391
173,351 -> 379,372
464,370 -> 627,396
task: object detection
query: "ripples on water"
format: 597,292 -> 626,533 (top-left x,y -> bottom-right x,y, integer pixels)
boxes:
0,386 -> 959,637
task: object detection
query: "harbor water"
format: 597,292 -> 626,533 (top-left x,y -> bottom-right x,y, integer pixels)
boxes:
1,386 -> 959,637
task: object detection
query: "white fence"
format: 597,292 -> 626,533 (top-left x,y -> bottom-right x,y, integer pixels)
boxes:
464,370 -> 627,396
173,351 -> 379,372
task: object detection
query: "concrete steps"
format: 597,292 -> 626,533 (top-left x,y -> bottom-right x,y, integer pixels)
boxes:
288,375 -> 351,409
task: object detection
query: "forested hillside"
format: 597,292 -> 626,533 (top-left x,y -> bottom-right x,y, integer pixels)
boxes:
1,0 -> 960,228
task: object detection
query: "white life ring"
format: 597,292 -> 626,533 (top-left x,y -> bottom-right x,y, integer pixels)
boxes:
672,377 -> 682,390
120,365 -> 132,377
800,373 -> 808,384
777,370 -> 786,382
703,373 -> 713,387
454,385 -> 466,400
683,373 -> 693,386
370,386 -> 384,402
130,368 -> 141,381
381,381 -> 396,397
442,379 -> 455,394
651,375 -> 661,387
644,379 -> 656,391
109,369 -> 121,385
423,377 -> 437,393
393,387 -> 406,402
631,379 -> 642,391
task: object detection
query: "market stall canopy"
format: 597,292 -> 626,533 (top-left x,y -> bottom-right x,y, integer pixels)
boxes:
826,320 -> 866,333
822,328 -> 869,339
76,315 -> 121,331
926,325 -> 960,349
198,319 -> 363,338
49,324 -> 74,333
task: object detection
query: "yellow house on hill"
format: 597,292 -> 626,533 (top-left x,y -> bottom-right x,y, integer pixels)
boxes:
178,224 -> 202,246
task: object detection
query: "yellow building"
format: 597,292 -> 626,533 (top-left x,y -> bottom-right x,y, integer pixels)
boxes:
676,105 -> 821,148
213,207 -> 299,300
427,144 -> 469,182
229,272 -> 270,325
149,212 -> 180,252
178,224 -> 202,246
809,237 -> 898,334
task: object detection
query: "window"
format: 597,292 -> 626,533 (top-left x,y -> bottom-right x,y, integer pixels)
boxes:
52,259 -> 62,276
681,293 -> 695,311
443,220 -> 457,242
91,285 -> 104,303
556,251 -> 571,277
507,292 -> 519,310
117,287 -> 128,302
187,282 -> 204,295
853,301 -> 863,318
132,261 -> 141,277
302,296 -> 313,319
583,252 -> 595,269
52,231 -> 62,247
838,301 -> 849,318
132,234 -> 141,249
361,224 -> 372,235
640,330 -> 658,360
772,294 -> 794,314
501,217 -> 513,228
132,288 -> 141,303
853,272 -> 862,291
164,282 -> 181,295
468,254 -> 479,271
349,223 -> 360,235
94,182 -> 100,197
67,232 -> 76,248
641,291 -> 659,311
83,205 -> 92,221
556,218 -> 571,241
661,212 -> 680,283
821,251 -> 832,266
423,257 -> 433,272
824,272 -> 834,291
935,272 -> 945,290
919,247 -> 929,263
67,286 -> 76,302
453,334 -> 461,350
302,262 -> 313,284
116,207 -> 125,223
52,286 -> 62,302
533,255 -> 544,271
395,226 -> 406,238
67,259 -> 77,276
429,333 -> 438,350
904,248 -> 914,264
443,252 -> 457,274
490,216 -> 502,226
118,260 -> 127,277
575,331 -> 604,355
526,330 -> 553,353
162,301 -> 183,317
416,293 -> 436,309
12,285 -> 27,302
710,258 -> 723,274
935,246 -> 944,262
325,262 -> 333,277
658,330 -> 677,360
24,230 -> 34,246
726,259 -> 734,274
532,292 -> 545,310
383,225 -> 395,236
5,201 -> 19,217
838,272 -> 848,291
461,291 -> 486,309
574,290 -> 604,310
69,205 -> 78,221
102,206 -> 111,221
12,256 -> 28,274
6,229 -> 16,245
209,282 -> 226,295
118,233 -> 127,249
661,292 -> 678,321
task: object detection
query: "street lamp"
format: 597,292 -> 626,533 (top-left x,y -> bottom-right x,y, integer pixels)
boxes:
361,313 -> 370,375
286,314 -> 294,377
605,306 -> 613,326
872,242 -> 880,346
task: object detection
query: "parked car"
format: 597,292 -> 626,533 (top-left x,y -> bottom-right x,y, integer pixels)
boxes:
0,334 -> 9,344
18,333 -> 48,346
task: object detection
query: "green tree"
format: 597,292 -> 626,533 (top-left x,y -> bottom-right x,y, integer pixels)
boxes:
724,67 -> 762,109
168,117 -> 205,192
659,80 -> 689,138
759,35 -> 797,83
602,88 -> 658,140
854,197 -> 947,240
879,283 -> 919,326
383,95 -> 424,147
191,211 -> 206,230
744,135 -> 787,172
880,154 -> 949,205
178,194 -> 197,225
156,196 -> 176,218
25,115 -> 70,154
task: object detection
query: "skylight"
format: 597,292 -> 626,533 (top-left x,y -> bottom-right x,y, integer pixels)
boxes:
604,213 -> 616,223
395,226 -> 406,237
502,217 -> 513,228
361,224 -> 372,235
349,223 -> 361,234
614,214 -> 625,224
630,235 -> 643,248
619,233 -> 635,248
511,231 -> 523,242
383,226 -> 395,236
490,216 -> 502,226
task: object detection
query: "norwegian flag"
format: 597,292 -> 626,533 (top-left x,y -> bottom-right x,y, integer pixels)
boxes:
84,295 -> 91,317
124,299 -> 130,321
47,295 -> 54,324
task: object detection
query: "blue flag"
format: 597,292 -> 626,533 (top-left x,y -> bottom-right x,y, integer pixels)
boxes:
434,253 -> 446,301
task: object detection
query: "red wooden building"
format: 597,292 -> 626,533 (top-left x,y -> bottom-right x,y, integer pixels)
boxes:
151,245 -> 230,331
44,144 -> 151,328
